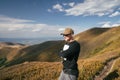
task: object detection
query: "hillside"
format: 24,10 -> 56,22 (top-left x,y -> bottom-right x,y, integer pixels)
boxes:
0,47 -> 120,80
74,27 -> 110,57
0,26 -> 120,80
74,26 -> 120,58
0,42 -> 26,67
0,27 -> 112,66
5,40 -> 65,66
1,26 -> 120,66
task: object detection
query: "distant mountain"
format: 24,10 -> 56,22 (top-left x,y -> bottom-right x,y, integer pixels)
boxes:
0,42 -> 26,59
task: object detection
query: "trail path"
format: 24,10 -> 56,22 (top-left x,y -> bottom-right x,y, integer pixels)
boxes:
94,57 -> 119,80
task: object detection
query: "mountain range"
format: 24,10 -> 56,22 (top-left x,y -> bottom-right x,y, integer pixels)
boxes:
0,26 -> 120,80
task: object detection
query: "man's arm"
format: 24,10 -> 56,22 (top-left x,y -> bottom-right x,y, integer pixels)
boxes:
59,43 -> 80,58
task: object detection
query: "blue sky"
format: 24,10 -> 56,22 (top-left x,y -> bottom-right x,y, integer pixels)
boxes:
0,0 -> 120,38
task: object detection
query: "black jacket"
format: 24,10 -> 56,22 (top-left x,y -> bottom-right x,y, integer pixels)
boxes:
59,40 -> 80,76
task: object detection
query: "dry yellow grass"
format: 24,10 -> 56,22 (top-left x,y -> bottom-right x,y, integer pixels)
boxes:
0,62 -> 62,80
0,49 -> 119,80
77,48 -> 120,80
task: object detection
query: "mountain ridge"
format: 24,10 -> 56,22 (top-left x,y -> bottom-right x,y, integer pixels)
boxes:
0,26 -> 120,80
0,26 -> 120,66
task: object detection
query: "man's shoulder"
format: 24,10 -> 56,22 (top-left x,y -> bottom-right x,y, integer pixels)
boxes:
74,40 -> 80,45
71,41 -> 80,47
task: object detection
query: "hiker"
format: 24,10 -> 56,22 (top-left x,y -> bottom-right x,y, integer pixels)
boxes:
58,28 -> 80,80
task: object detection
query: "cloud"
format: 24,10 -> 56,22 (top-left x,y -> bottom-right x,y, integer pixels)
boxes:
109,11 -> 120,17
0,15 -> 72,38
52,2 -> 75,12
101,22 -> 111,28
68,2 -> 75,7
112,24 -> 120,27
51,0 -> 120,17
53,4 -> 64,12
58,28 -> 65,31
0,15 -> 34,23
99,21 -> 120,28
31,24 -> 48,32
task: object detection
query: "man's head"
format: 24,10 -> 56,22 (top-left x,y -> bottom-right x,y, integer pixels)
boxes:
61,28 -> 74,42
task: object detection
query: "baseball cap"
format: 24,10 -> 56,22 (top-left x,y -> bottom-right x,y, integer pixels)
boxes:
61,28 -> 74,35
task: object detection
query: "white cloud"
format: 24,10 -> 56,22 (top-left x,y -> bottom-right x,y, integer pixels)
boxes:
0,15 -> 34,23
112,24 -> 120,27
65,0 -> 120,16
109,11 -> 120,17
0,23 -> 28,31
99,21 -> 120,28
101,22 -> 111,28
51,0 -> 120,17
68,2 -> 75,7
62,2 -> 75,7
58,28 -> 65,32
0,15 -> 72,38
53,4 -> 64,12
32,28 -> 41,32
31,24 -> 47,32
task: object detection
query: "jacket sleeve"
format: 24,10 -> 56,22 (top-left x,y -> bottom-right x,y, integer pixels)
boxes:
59,43 -> 80,58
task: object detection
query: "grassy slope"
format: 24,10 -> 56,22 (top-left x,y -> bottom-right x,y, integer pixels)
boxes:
0,42 -> 26,60
0,26 -> 120,80
4,27 -> 110,66
0,50 -> 119,80
74,27 -> 110,57
0,47 -> 13,59
6,40 -> 64,66
74,26 -> 120,58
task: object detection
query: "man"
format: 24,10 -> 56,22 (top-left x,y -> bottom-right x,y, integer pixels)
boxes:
59,28 -> 80,80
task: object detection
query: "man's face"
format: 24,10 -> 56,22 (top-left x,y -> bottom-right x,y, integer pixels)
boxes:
63,34 -> 72,42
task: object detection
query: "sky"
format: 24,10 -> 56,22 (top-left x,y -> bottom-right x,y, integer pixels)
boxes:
0,0 -> 120,38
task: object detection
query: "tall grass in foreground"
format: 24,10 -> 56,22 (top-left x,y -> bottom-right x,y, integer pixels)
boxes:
0,51 -> 120,80
1,60 -> 103,80
78,59 -> 103,80
0,62 -> 62,80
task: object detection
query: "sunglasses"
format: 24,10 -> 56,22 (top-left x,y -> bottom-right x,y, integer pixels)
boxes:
63,34 -> 71,36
